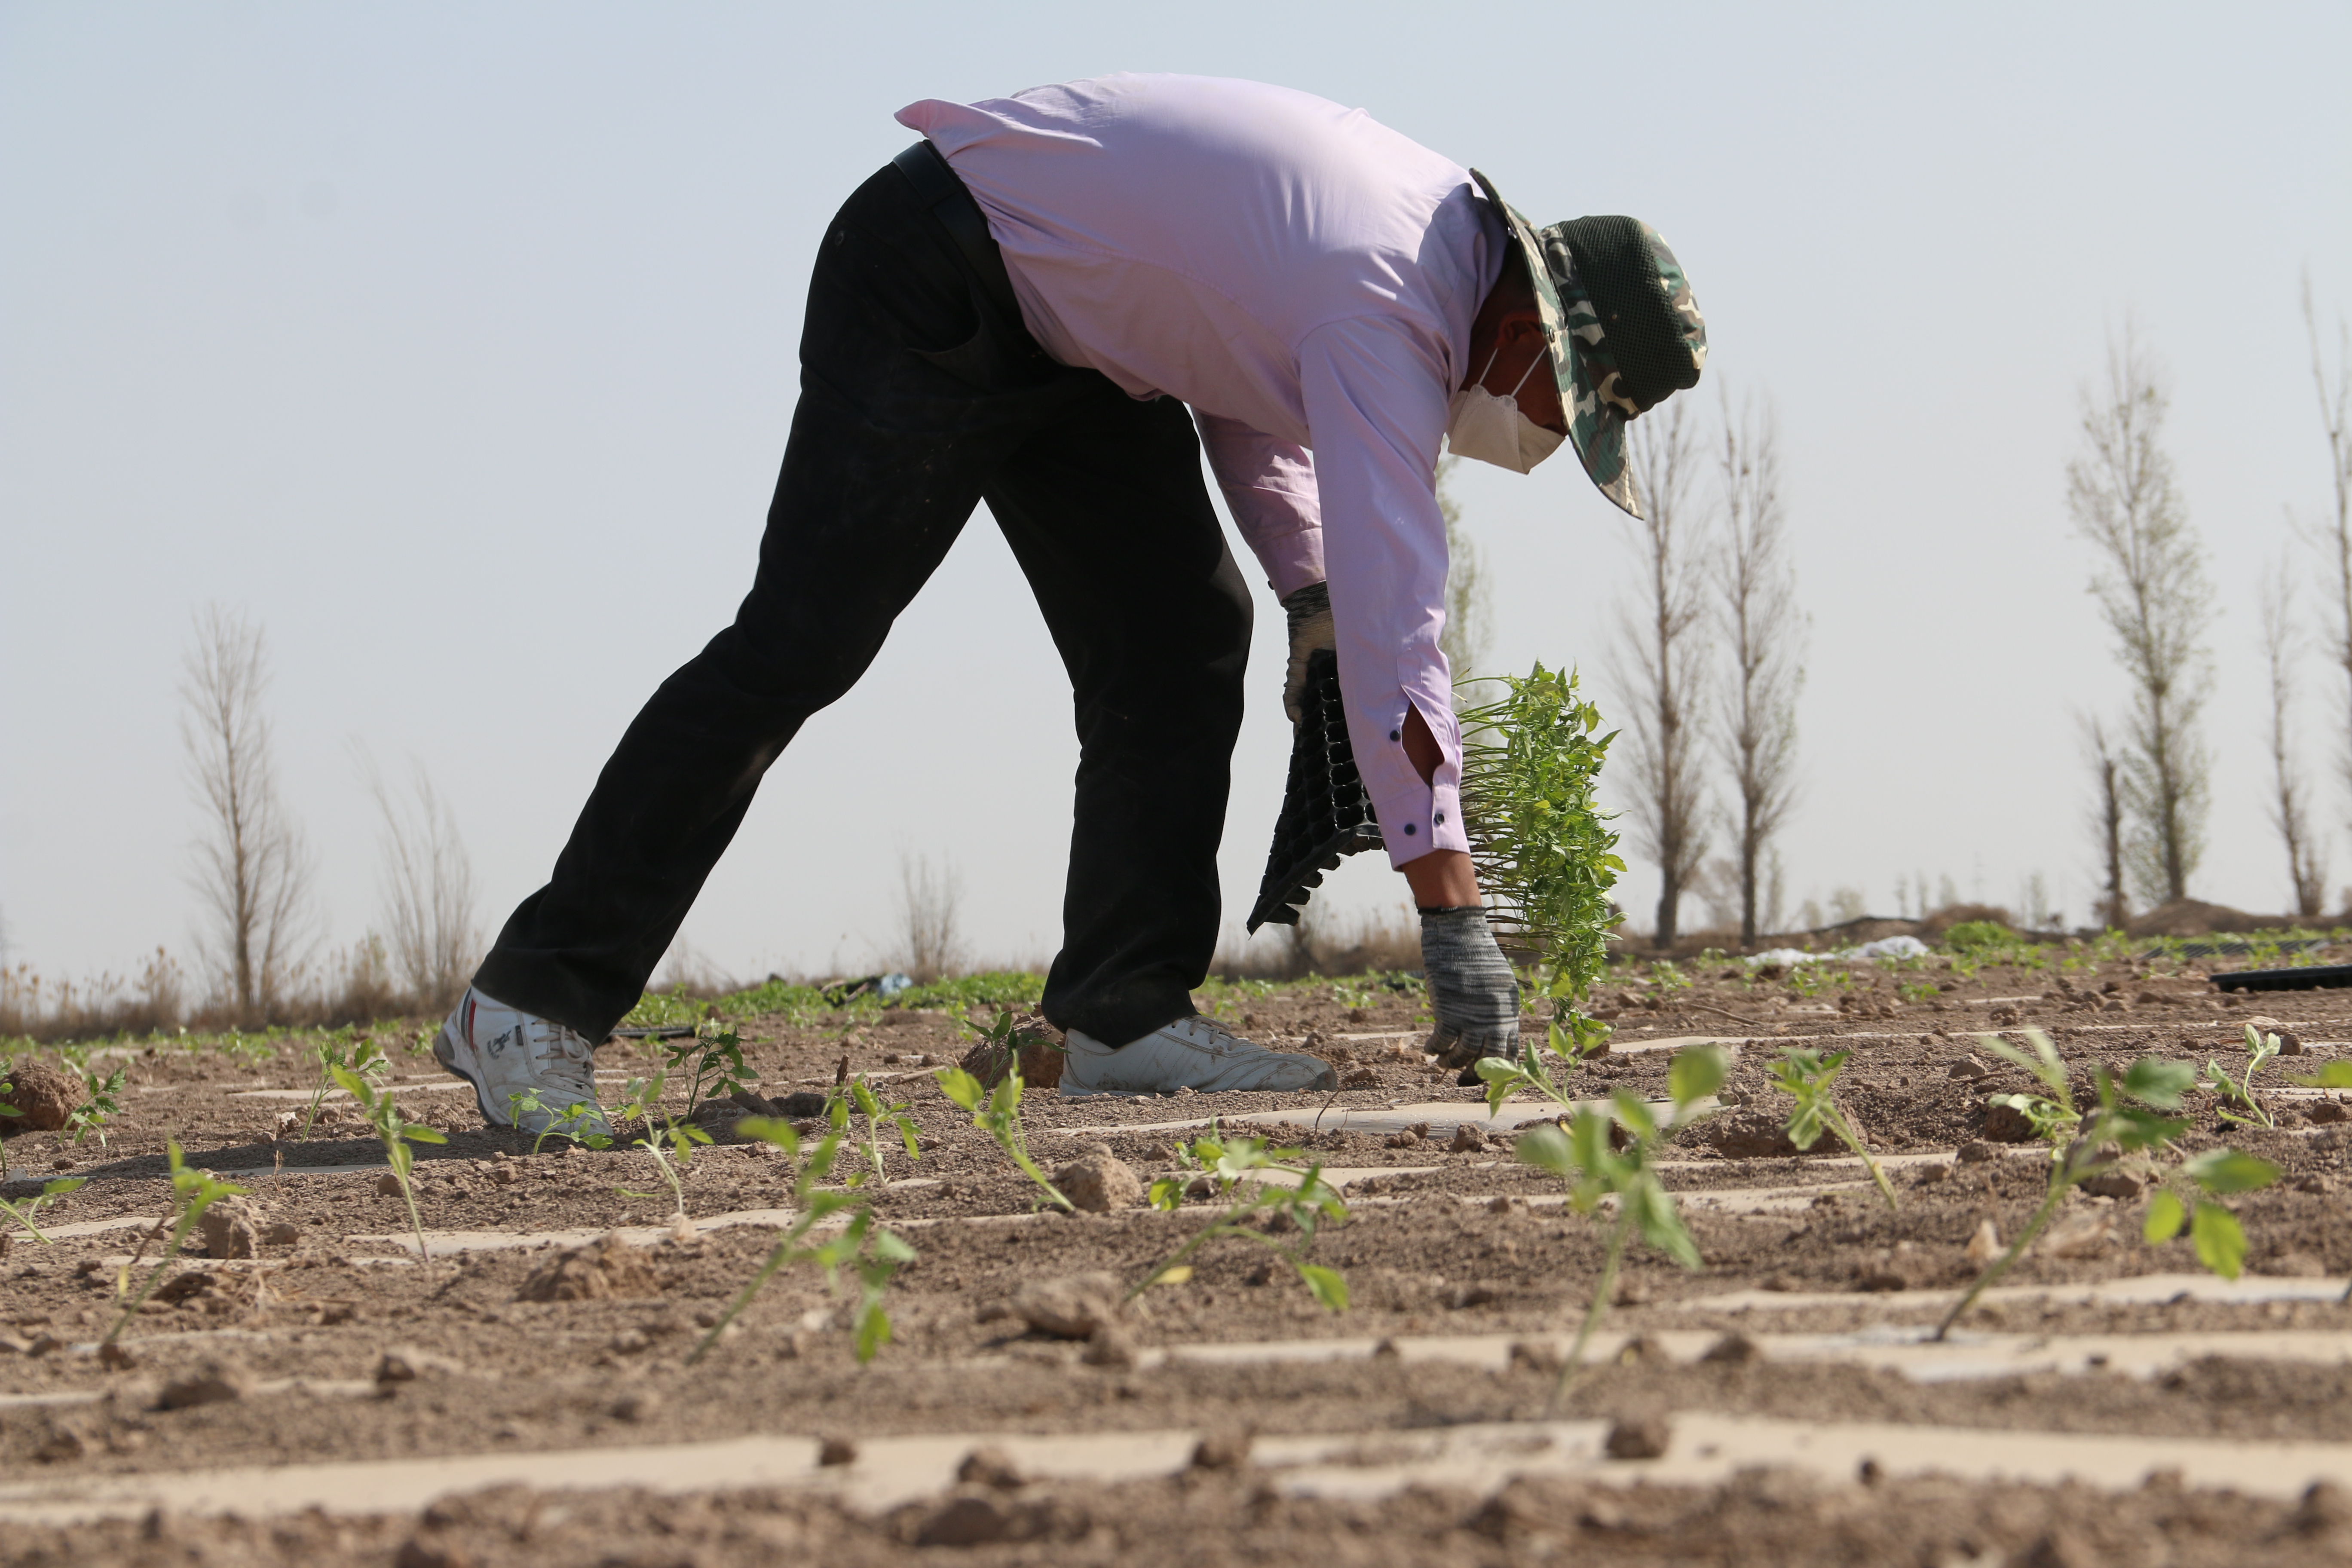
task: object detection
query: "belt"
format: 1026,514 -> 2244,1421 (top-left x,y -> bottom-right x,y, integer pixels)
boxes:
891,140 -> 1024,328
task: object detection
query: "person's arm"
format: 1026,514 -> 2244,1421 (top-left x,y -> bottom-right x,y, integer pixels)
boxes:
1192,411 -> 1323,599
1298,315 -> 1514,1073
1292,315 -> 1469,873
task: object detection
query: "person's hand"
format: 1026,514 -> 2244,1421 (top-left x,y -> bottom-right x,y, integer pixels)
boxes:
1280,582 -> 1335,727
1421,905 -> 1520,1074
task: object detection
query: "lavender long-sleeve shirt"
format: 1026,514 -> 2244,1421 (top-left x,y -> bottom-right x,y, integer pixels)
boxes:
897,74 -> 1505,866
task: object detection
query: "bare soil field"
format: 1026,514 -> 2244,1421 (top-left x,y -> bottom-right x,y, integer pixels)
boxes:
9,941 -> 2352,1565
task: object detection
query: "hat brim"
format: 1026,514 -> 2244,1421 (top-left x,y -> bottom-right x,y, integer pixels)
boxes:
1469,170 -> 1639,518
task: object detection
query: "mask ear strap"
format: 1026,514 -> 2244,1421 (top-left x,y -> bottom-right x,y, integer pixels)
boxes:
1506,343 -> 1548,398
1470,345 -> 1501,392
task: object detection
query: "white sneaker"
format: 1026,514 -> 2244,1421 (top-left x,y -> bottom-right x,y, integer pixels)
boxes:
1059,1015 -> 1338,1097
433,987 -> 610,1138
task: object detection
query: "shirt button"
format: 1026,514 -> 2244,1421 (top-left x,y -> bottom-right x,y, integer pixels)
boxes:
1389,730 -> 1401,742
1403,823 -> 1416,836
1435,811 -> 1446,825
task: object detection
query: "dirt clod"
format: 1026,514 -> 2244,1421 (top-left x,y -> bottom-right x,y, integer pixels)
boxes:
1053,1145 -> 1142,1213
514,1234 -> 659,1303
1448,1123 -> 1486,1154
155,1357 -> 248,1410
956,1016 -> 1066,1091
197,1195 -> 266,1259
1957,1139 -> 2000,1163
393,1537 -> 473,1568
374,1171 -> 403,1197
0,1061 -> 80,1132
1980,1100 -> 2037,1142
1190,1429 -> 1253,1470
818,1436 -> 858,1467
1700,1331 -> 1760,1364
1082,1323 -> 1138,1369
1686,1107 -> 1800,1159
982,1271 -> 1122,1339
1604,1412 -> 1672,1460
956,1446 -> 1027,1489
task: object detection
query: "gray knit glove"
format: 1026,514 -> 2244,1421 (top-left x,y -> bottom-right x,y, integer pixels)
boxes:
1421,906 -> 1520,1073
1280,581 -> 1335,727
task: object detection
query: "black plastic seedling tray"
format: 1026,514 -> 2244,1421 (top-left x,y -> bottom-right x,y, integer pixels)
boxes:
2211,964 -> 2352,992
1246,648 -> 1382,933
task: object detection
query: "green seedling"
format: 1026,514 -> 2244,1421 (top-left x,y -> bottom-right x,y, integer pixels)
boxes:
0,1094 -> 19,1180
0,1176 -> 87,1244
102,1143 -> 243,1349
1935,1029 -> 2278,1339
508,1088 -> 613,1155
934,1064 -> 1072,1212
2203,1024 -> 2282,1130
689,1116 -> 913,1365
610,1075 -> 713,1231
298,1034 -> 388,1140
1767,1047 -> 1897,1209
1134,1135 -> 1348,1310
665,1017 -> 760,1115
58,1047 -> 126,1149
1455,663 -> 1621,1058
332,1063 -> 447,1266
1511,1045 -> 1726,1401
841,1075 -> 919,1190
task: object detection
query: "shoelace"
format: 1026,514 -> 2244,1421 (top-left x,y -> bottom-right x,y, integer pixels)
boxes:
1179,1016 -> 1252,1052
530,1022 -> 599,1096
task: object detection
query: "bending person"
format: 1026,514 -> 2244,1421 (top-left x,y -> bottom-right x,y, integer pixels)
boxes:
433,74 -> 1708,1133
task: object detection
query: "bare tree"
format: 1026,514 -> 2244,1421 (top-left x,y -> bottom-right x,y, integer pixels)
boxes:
2297,275 -> 2352,843
2259,561 -> 2328,917
2067,322 -> 2212,908
2081,716 -> 2127,931
1610,401 -> 1713,949
1435,456 -> 1491,683
356,746 -> 482,1009
180,605 -> 315,1021
894,851 -> 965,982
1713,391 -> 1804,947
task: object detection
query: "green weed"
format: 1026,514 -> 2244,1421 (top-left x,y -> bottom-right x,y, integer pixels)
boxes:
934,1063 -> 1072,1212
1134,1135 -> 1348,1309
1767,1048 -> 1896,1208
1511,1044 -> 1726,1401
331,1062 -> 447,1266
2204,1024 -> 2283,1131
689,1116 -> 913,1365
56,1046 -> 125,1149
608,1074 -> 712,1230
297,1034 -> 387,1141
840,1075 -> 919,1190
1936,1029 -> 2278,1339
665,1018 -> 760,1114
101,1143 -> 243,1350
0,1176 -> 87,1243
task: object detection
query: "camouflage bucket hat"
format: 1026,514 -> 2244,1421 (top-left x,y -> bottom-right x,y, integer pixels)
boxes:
1468,171 -> 1707,518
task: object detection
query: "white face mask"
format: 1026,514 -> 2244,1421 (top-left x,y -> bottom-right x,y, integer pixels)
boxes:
1444,346 -> 1566,473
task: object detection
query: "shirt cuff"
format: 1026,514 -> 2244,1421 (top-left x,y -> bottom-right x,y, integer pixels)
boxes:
1369,775 -> 1468,864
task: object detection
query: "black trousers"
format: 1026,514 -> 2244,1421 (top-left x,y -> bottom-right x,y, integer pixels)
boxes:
474,158 -> 1253,1047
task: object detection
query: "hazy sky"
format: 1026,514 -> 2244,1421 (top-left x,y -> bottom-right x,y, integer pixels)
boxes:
4,3 -> 2350,995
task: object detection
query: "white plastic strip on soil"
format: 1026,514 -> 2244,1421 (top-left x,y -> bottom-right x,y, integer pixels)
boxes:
1129,1323 -> 2352,1384
9,1409 -> 2352,1526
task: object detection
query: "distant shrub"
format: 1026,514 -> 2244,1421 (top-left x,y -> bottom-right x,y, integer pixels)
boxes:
1942,921 -> 2019,955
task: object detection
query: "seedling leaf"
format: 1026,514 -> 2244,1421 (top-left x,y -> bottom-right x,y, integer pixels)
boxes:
2144,1188 -> 2187,1243
2190,1201 -> 2247,1280
2181,1148 -> 2281,1195
1298,1264 -> 1349,1312
1667,1045 -> 1727,1109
